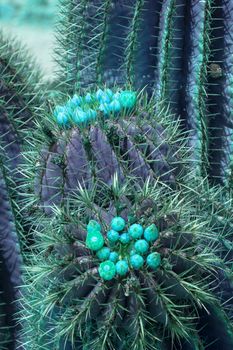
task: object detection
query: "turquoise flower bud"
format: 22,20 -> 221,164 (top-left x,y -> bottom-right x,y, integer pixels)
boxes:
115,260 -> 129,276
85,92 -> 93,103
119,233 -> 131,244
134,239 -> 149,254
146,252 -> 161,270
109,251 -> 119,263
109,99 -> 121,113
144,224 -> 159,242
56,112 -> 69,126
111,217 -> 126,231
54,105 -> 66,117
73,109 -> 88,124
86,231 -> 104,251
99,260 -> 116,280
87,220 -> 101,233
119,91 -> 136,109
96,88 -> 104,101
130,254 -> 144,269
129,224 -> 143,239
86,108 -> 97,121
96,247 -> 111,261
107,229 -> 119,243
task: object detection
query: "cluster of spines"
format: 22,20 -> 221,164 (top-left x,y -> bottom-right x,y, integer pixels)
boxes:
85,217 -> 161,280
18,172 -> 233,349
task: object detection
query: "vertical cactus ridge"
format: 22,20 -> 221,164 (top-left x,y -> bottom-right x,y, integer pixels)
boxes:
56,0 -> 164,92
124,0 -> 145,86
154,0 -> 176,102
132,0 -> 162,92
155,0 -> 187,115
0,161 -> 22,350
206,1 -> 233,186
182,0 -> 212,177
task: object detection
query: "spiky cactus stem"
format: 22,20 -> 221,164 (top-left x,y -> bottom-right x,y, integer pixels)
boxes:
20,175 -> 233,349
19,90 -> 233,349
0,30 -> 43,349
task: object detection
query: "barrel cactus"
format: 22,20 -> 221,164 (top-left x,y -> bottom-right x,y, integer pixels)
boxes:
20,89 -> 233,349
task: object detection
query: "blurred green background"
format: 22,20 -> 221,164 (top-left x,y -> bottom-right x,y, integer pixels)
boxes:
0,0 -> 58,82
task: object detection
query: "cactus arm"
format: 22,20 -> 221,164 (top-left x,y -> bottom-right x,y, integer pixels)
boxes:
154,0 -> 176,102
207,1 -> 233,186
0,161 -> 22,350
132,0 -> 162,92
56,0 -> 165,92
183,0 -> 212,176
221,0 -> 233,187
0,30 -> 43,348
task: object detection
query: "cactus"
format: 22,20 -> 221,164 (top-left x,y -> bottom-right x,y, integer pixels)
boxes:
0,0 -> 232,349
56,0 -> 233,185
0,30 -> 42,349
19,90 -> 233,349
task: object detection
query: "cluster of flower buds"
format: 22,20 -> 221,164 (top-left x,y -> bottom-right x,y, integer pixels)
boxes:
53,88 -> 137,127
85,216 -> 161,281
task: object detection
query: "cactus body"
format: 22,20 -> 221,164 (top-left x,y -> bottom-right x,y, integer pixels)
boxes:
20,91 -> 233,349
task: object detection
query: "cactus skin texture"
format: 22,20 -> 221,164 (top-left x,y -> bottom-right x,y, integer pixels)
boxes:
19,93 -> 233,349
0,31 -> 42,349
56,0 -> 233,186
30,92 -> 186,215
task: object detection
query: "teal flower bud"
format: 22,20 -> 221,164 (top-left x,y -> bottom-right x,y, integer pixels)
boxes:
107,229 -> 119,243
111,217 -> 126,231
56,112 -> 69,126
73,109 -> 88,124
134,239 -> 149,254
96,247 -> 111,261
115,260 -> 129,276
85,92 -> 93,103
130,254 -> 144,269
87,220 -> 101,233
99,260 -> 116,280
86,108 -> 97,121
119,233 -> 131,244
99,103 -> 110,115
119,91 -> 136,109
96,88 -> 104,101
109,251 -> 119,263
129,224 -> 143,239
86,231 -> 104,251
146,252 -> 161,270
144,224 -> 159,242
54,105 -> 66,117
109,99 -> 121,113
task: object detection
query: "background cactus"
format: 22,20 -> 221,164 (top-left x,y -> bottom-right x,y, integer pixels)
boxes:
56,0 -> 233,185
0,31 -> 42,349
